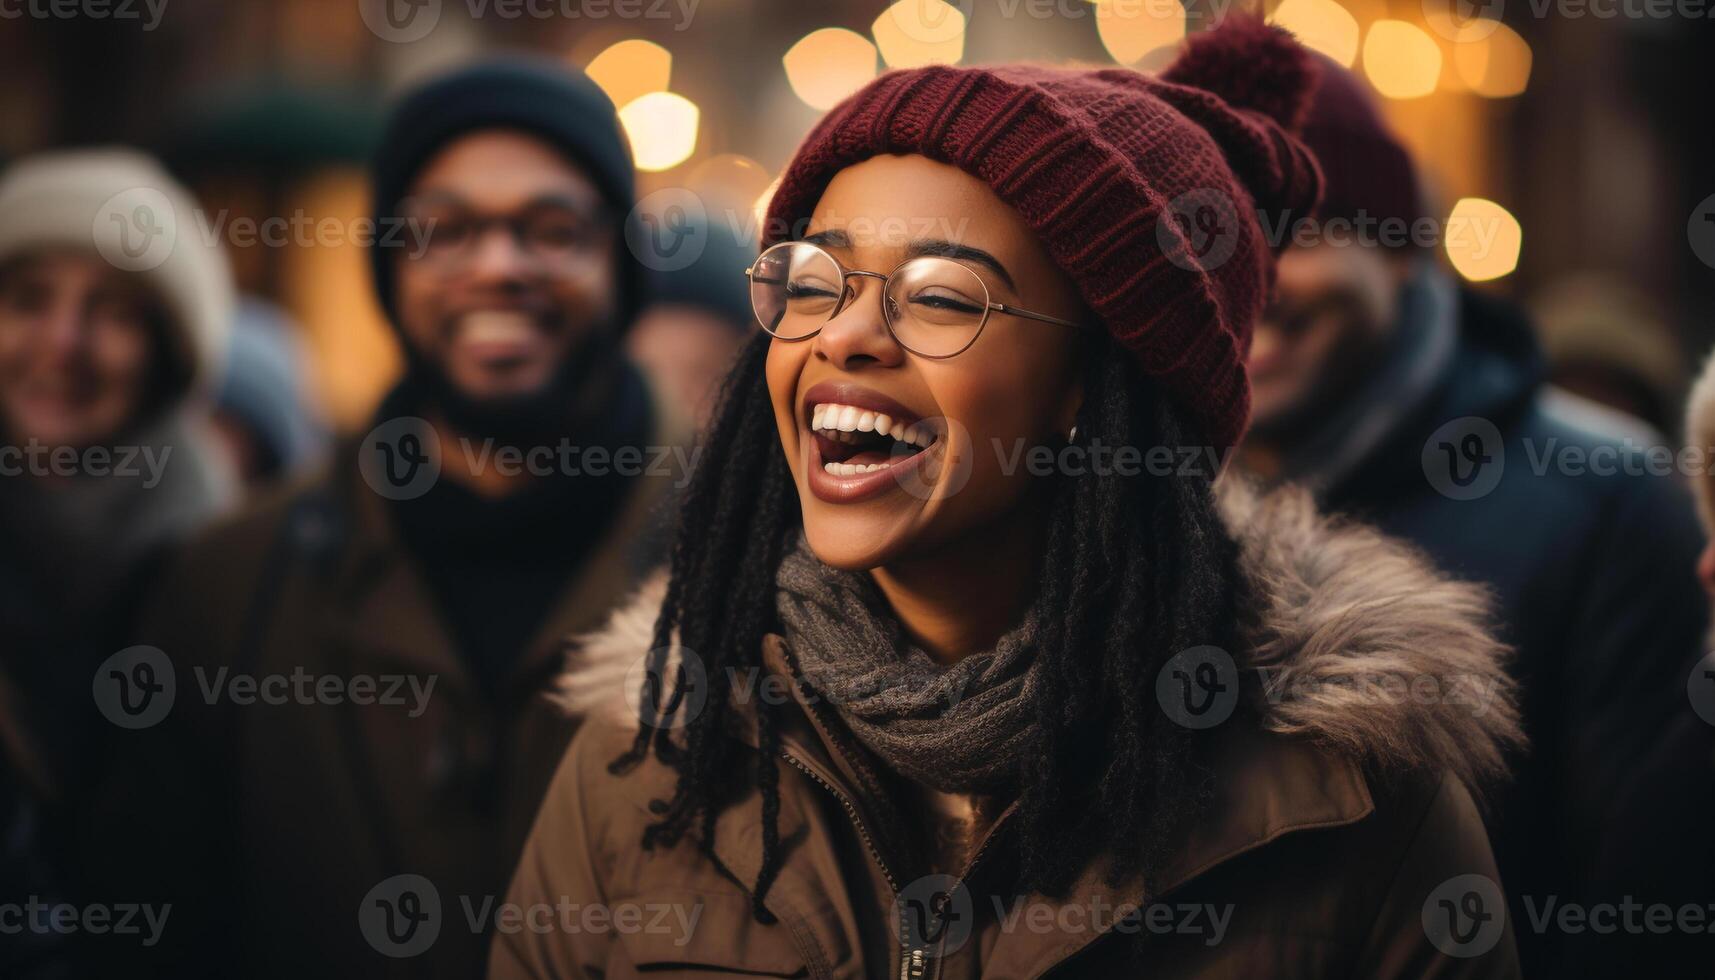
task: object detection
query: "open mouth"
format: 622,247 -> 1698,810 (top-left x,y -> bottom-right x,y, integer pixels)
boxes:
808,401 -> 939,477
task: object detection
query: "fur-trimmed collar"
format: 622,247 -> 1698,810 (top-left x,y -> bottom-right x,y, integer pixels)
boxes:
552,481 -> 1523,794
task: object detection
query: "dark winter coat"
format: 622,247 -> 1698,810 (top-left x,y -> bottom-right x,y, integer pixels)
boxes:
491,484 -> 1526,979
85,407 -> 679,979
1314,286 -> 1711,976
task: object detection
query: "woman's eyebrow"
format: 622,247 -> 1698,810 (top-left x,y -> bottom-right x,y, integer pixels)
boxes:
905,238 -> 1016,291
803,229 -> 850,249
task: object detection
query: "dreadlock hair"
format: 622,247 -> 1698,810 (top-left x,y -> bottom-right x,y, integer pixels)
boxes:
611,327 -> 1251,920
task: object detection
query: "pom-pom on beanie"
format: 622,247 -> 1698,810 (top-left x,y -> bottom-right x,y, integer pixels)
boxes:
762,17 -> 1323,456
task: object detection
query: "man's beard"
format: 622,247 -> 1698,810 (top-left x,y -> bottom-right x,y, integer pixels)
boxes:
398,325 -> 626,450
1247,323 -> 1389,448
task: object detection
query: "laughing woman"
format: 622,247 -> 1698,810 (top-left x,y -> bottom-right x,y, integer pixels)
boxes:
493,20 -> 1523,979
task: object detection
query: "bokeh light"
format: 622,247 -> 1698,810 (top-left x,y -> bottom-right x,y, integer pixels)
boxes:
1095,0 -> 1186,66
1445,197 -> 1522,281
1453,21 -> 1532,98
583,39 -> 672,111
1363,20 -> 1442,99
873,0 -> 967,68
783,28 -> 879,111
618,91 -> 699,172
1270,0 -> 1361,68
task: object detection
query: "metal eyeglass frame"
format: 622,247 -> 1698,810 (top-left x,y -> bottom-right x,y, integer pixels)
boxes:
743,240 -> 1082,359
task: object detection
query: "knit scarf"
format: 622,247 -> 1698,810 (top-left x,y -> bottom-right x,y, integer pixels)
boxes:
774,539 -> 1040,796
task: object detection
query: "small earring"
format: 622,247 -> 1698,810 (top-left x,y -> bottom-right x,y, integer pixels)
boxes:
1067,425 -> 1079,443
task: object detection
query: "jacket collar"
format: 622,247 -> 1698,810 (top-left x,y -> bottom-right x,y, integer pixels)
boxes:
561,479 -> 1524,970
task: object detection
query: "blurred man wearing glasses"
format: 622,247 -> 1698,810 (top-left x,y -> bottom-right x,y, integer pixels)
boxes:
97,60 -> 680,978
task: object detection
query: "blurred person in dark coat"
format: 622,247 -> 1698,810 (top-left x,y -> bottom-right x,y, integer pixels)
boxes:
0,150 -> 235,913
2,663 -> 79,979
1234,59 -> 1708,976
94,59 -> 683,978
626,211 -> 755,428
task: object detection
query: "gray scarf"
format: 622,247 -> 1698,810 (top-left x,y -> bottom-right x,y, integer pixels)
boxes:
774,539 -> 1040,795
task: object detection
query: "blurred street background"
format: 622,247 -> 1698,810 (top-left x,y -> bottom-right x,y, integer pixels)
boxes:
5,0 -> 1712,434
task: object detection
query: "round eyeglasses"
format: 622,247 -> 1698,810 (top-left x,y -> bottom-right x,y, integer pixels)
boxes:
744,241 -> 1082,359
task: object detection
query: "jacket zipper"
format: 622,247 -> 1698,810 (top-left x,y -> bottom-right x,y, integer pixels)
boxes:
780,750 -> 944,979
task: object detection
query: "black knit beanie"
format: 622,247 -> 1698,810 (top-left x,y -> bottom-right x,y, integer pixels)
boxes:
367,57 -> 643,327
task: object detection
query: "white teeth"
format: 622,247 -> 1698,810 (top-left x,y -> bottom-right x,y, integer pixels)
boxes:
807,402 -> 936,449
462,311 -> 535,343
822,460 -> 889,476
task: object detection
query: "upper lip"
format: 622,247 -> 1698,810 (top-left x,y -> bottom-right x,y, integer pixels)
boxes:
800,381 -> 924,429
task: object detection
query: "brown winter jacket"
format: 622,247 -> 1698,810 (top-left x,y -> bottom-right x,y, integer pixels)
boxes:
85,419 -> 677,979
490,485 -> 1526,979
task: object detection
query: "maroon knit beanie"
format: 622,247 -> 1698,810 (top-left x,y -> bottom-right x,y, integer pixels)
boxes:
1299,54 -> 1426,249
763,17 -> 1323,456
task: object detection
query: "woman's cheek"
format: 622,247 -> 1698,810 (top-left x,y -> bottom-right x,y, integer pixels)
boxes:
763,340 -> 808,477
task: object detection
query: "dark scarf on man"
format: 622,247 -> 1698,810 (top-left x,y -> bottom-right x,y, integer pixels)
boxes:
386,350 -> 653,698
774,538 -> 1040,796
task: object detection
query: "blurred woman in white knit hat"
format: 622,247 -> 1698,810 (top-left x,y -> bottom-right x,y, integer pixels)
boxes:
0,149 -> 235,972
